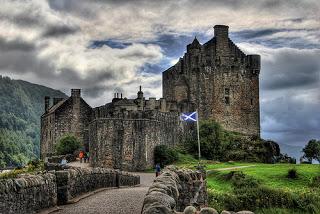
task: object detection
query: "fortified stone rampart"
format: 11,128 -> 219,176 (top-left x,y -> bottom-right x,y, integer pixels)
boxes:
0,173 -> 57,214
89,110 -> 184,171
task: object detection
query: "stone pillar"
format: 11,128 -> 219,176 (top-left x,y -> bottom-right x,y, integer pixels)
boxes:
71,89 -> 81,141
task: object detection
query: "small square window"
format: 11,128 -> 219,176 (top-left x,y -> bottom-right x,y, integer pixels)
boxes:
225,88 -> 230,95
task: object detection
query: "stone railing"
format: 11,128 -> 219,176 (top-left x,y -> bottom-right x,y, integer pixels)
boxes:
141,166 -> 254,214
0,173 -> 57,214
142,166 -> 207,213
56,167 -> 140,204
0,167 -> 140,213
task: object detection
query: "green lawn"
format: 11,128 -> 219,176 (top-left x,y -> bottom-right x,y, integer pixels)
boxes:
203,163 -> 320,193
175,156 -> 320,213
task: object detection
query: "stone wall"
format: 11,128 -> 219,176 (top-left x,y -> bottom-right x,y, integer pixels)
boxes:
55,167 -> 140,204
0,173 -> 57,214
141,166 -> 254,214
162,25 -> 260,137
41,89 -> 93,159
141,166 -> 208,213
0,167 -> 140,213
89,110 -> 184,171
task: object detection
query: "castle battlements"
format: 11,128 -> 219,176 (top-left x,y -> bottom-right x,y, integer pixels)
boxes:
41,25 -> 260,171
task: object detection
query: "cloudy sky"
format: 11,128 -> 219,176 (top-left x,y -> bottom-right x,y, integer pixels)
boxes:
0,0 -> 319,147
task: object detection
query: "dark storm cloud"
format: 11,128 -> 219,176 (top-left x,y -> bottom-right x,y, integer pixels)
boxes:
233,29 -> 284,40
232,29 -> 320,49
261,50 -> 320,90
42,25 -> 79,37
83,85 -> 116,98
90,40 -> 132,49
261,94 -> 320,146
0,38 -> 35,52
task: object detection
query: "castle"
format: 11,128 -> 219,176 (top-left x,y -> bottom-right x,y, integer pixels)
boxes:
40,25 -> 260,171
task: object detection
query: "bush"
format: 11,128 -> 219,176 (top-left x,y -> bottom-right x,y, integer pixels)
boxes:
154,145 -> 179,167
55,134 -> 81,155
208,170 -> 320,213
310,176 -> 320,188
287,168 -> 298,179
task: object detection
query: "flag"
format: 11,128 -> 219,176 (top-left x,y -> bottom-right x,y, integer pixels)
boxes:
180,112 -> 197,122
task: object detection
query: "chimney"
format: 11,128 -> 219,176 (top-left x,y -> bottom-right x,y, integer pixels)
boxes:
71,89 -> 81,98
214,25 -> 230,56
137,85 -> 144,99
45,96 -> 50,112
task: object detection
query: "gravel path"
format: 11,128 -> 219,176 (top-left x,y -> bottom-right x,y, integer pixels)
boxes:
54,172 -> 155,214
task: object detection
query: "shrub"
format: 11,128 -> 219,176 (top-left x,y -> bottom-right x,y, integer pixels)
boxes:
310,176 -> 320,188
55,134 -> 81,155
154,145 -> 179,167
287,168 -> 298,179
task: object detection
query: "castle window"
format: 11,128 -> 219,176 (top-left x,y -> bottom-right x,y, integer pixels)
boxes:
225,97 -> 230,105
250,98 -> 253,105
224,88 -> 230,96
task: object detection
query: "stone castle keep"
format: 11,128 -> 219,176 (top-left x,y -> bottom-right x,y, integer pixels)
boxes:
41,25 -> 261,171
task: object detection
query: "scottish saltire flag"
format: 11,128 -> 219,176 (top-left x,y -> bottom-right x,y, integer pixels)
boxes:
180,112 -> 197,122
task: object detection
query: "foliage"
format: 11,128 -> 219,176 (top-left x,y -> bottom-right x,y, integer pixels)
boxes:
154,145 -> 179,167
0,76 -> 66,167
55,134 -> 81,155
183,120 -> 282,163
0,159 -> 44,179
287,168 -> 298,179
310,176 -> 320,188
302,139 -> 320,162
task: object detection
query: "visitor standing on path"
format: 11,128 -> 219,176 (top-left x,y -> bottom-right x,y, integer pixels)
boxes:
155,163 -> 161,177
79,151 -> 84,163
61,157 -> 67,166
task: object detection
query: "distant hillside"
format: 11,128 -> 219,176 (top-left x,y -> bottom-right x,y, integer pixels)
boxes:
279,142 -> 304,163
0,75 -> 67,167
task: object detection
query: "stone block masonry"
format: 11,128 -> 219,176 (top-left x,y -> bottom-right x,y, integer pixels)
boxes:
0,173 -> 57,214
0,167 -> 140,213
141,166 -> 254,214
55,167 -> 140,204
141,166 -> 208,213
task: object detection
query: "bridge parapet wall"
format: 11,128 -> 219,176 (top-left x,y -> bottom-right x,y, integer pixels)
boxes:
0,173 -> 57,214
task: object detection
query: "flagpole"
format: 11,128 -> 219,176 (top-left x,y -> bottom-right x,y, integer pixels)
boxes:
196,109 -> 201,164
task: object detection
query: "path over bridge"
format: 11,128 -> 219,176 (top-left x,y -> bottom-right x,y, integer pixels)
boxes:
51,162 -> 154,214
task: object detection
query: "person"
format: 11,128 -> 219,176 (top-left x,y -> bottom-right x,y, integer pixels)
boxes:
61,157 -> 67,166
84,152 -> 88,163
79,151 -> 84,163
86,151 -> 90,162
155,163 -> 161,177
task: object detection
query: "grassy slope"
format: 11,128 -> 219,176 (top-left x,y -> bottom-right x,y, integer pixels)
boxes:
175,155 -> 320,212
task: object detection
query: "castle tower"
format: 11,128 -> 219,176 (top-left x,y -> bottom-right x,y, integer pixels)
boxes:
162,25 -> 260,136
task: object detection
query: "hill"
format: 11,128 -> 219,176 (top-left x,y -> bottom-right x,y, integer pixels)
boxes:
0,75 -> 67,168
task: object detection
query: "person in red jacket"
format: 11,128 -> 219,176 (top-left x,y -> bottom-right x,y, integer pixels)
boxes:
79,151 -> 84,163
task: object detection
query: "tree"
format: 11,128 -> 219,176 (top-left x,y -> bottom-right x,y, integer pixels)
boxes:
55,134 -> 81,155
302,139 -> 320,162
154,145 -> 178,167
